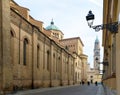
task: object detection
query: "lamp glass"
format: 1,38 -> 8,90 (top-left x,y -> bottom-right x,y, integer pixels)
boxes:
86,10 -> 95,27
87,20 -> 94,27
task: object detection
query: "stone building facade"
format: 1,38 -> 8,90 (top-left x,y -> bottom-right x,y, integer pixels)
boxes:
87,66 -> 102,84
87,64 -> 96,83
60,37 -> 88,83
102,0 -> 120,95
0,0 -> 88,93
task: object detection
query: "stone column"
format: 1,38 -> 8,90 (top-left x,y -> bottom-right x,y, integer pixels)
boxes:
31,28 -> 37,89
0,0 -> 13,94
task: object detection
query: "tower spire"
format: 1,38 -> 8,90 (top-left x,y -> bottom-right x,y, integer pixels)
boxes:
51,18 -> 54,25
95,36 -> 99,43
94,36 -> 100,70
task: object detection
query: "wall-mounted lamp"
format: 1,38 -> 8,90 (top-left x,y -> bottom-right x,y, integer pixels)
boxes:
86,10 -> 119,33
103,70 -> 105,73
99,62 -> 109,66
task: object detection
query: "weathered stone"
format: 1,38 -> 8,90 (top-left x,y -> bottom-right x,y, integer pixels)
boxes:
0,0 -> 13,93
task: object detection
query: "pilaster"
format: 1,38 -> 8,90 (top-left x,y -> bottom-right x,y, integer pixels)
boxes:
0,0 -> 13,93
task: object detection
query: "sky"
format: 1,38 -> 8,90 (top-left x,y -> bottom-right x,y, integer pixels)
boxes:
14,0 -> 103,68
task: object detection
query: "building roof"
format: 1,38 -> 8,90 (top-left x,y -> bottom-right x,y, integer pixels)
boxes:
60,37 -> 84,46
46,19 -> 60,31
11,0 -> 30,10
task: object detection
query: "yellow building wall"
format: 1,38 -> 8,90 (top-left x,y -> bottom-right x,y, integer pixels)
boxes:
102,0 -> 119,94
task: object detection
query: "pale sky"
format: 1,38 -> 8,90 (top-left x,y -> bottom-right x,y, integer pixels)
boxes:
14,0 -> 103,68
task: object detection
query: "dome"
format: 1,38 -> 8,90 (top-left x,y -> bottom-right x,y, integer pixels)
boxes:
46,20 -> 60,31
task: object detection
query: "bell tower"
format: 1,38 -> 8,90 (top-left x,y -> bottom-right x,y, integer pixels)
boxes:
94,36 -> 100,70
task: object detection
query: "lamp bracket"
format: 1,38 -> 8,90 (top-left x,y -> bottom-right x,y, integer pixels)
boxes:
99,61 -> 109,66
91,22 -> 119,33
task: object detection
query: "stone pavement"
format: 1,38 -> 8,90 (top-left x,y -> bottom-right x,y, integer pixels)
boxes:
7,84 -> 105,95
96,85 -> 105,95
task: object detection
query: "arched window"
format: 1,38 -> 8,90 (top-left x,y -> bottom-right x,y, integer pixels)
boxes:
10,31 -> 14,37
78,73 -> 79,79
23,38 -> 28,65
53,53 -> 55,72
65,59 -> 67,73
75,72 -> 77,81
10,31 -> 14,64
66,60 -> 68,74
47,50 -> 50,70
56,55 -> 58,72
91,76 -> 93,78
58,56 -> 60,72
37,45 -> 40,68
71,64 -> 73,75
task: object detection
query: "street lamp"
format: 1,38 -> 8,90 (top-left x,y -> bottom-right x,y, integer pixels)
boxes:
99,62 -> 109,66
86,10 -> 119,33
95,57 -> 108,74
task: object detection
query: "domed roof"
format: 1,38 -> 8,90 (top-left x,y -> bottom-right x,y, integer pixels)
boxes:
46,20 -> 60,31
95,36 -> 99,43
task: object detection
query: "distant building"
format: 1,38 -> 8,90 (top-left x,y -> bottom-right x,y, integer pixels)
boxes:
87,36 -> 102,83
60,37 -> 88,83
87,64 -> 96,83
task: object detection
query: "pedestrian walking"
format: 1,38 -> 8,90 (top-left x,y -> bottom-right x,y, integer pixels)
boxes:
82,81 -> 84,85
87,81 -> 90,86
95,81 -> 97,86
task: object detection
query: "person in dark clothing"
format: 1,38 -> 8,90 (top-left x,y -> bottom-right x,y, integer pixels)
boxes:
87,81 -> 90,86
95,81 -> 97,86
82,81 -> 84,85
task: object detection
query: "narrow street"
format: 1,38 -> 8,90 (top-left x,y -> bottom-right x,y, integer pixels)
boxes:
9,84 -> 104,95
